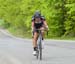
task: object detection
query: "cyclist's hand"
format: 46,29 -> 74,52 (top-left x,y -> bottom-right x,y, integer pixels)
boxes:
45,26 -> 49,31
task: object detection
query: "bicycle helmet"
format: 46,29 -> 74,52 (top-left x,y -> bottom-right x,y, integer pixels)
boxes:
34,10 -> 41,18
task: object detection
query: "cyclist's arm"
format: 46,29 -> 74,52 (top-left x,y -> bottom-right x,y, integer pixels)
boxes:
41,16 -> 48,29
31,21 -> 34,31
43,20 -> 49,29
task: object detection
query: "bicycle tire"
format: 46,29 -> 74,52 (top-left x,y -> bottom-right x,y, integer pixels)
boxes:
39,40 -> 42,60
36,50 -> 39,59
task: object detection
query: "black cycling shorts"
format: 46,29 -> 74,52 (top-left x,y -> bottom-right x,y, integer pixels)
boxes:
34,22 -> 43,33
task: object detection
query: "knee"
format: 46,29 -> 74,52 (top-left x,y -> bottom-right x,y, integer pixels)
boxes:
33,33 -> 38,41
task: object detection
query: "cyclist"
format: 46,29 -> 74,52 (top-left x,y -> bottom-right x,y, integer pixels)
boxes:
31,11 -> 49,55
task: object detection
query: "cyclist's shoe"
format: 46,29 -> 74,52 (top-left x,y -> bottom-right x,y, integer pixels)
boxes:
33,51 -> 37,56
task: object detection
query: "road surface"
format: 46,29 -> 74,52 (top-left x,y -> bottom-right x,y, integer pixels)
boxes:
0,29 -> 75,64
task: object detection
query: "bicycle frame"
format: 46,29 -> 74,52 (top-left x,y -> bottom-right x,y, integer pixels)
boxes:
38,30 -> 42,49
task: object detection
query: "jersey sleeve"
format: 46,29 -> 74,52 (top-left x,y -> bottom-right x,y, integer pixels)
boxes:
41,16 -> 46,21
31,16 -> 35,22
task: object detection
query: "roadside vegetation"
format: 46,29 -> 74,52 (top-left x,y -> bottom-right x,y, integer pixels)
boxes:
0,0 -> 75,39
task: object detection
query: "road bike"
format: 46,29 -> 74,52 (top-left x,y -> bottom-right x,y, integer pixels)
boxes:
34,29 -> 48,60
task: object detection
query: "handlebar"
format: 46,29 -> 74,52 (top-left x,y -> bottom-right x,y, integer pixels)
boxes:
34,29 -> 49,36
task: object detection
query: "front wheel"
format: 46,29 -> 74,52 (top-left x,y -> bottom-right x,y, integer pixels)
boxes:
39,41 -> 42,60
36,50 -> 39,59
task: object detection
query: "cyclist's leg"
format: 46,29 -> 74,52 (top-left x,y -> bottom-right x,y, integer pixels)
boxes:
33,31 -> 38,51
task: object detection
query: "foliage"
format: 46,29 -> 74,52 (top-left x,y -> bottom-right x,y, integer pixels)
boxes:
0,0 -> 75,37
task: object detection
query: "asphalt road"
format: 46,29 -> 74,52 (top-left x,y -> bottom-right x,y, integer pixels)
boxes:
0,29 -> 75,64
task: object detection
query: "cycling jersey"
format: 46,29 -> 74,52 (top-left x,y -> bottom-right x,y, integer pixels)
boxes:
34,21 -> 43,29
32,16 -> 45,29
32,16 -> 45,21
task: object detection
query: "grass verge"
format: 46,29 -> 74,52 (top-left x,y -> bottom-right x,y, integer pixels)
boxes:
8,27 -> 32,39
7,27 -> 75,40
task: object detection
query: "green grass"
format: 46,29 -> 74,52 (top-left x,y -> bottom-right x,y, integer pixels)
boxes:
8,27 -> 32,38
7,27 -> 75,40
48,37 -> 75,40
